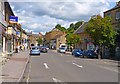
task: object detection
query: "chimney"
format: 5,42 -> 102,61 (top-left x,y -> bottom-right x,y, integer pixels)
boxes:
117,1 -> 120,7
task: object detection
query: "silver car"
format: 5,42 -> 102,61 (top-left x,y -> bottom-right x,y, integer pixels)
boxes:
30,46 -> 40,55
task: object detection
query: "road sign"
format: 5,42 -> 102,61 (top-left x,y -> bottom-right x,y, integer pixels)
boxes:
9,16 -> 18,23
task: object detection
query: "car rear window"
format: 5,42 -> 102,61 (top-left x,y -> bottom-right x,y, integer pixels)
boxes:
32,47 -> 39,50
59,47 -> 65,49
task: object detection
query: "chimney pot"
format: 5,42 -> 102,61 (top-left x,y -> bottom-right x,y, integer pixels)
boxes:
117,1 -> 120,7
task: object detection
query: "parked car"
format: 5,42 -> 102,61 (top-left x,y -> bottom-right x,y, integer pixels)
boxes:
41,47 -> 48,53
72,49 -> 84,57
57,47 -> 66,53
30,46 -> 40,55
84,50 -> 98,58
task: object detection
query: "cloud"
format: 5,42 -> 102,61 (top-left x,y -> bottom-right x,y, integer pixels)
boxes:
9,0 -> 112,35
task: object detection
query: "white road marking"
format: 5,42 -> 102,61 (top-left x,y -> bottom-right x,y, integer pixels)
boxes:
43,63 -> 49,69
101,66 -> 119,73
52,78 -> 67,84
26,61 -> 31,83
61,54 -> 63,56
72,63 -> 83,68
52,77 -> 62,82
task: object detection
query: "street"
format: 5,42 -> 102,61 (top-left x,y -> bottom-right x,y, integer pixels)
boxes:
22,50 -> 118,83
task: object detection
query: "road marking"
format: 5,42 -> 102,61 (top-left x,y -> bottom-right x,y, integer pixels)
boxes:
61,54 -> 63,56
102,66 -> 119,73
43,63 -> 49,69
26,61 -> 31,83
52,78 -> 67,84
72,63 -> 83,68
52,77 -> 62,82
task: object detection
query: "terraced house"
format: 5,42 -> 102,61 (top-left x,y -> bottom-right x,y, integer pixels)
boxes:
104,1 -> 120,59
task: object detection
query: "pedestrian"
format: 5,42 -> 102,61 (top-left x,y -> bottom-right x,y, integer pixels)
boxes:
20,45 -> 22,51
22,45 -> 24,51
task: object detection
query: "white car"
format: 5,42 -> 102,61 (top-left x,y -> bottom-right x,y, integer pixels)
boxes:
57,47 -> 66,53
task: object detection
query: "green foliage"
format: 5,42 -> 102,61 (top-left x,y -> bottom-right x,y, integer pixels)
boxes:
55,24 -> 66,32
54,21 -> 83,45
36,37 -> 43,45
66,33 -> 80,45
66,21 -> 83,45
84,15 -> 117,47
74,21 -> 83,30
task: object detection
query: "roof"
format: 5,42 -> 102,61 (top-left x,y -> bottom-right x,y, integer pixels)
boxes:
39,32 -> 43,36
27,32 -> 32,36
104,3 -> 120,13
74,22 -> 88,34
32,34 -> 39,37
4,2 -> 15,16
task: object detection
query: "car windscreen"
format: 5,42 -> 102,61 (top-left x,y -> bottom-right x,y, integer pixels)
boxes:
32,47 -> 39,50
59,47 -> 65,50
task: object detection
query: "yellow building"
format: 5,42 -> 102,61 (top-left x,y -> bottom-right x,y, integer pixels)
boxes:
56,33 -> 66,49
27,32 -> 40,47
44,28 -> 65,49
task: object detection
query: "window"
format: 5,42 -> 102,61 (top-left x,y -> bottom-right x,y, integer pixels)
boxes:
107,13 -> 111,18
116,11 -> 120,20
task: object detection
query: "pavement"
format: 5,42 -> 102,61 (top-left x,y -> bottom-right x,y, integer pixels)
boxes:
1,50 -> 30,82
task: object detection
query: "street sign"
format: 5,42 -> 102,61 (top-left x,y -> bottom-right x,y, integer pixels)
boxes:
16,31 -> 20,35
9,16 -> 18,23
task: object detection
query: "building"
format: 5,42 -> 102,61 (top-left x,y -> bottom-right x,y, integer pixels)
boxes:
104,1 -> 120,59
44,28 -> 66,49
0,1 -> 8,53
56,33 -> 66,49
74,22 -> 94,50
4,2 -> 16,54
21,30 -> 28,49
27,32 -> 40,47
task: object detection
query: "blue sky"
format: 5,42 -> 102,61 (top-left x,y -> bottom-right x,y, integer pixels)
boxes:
9,0 -> 118,35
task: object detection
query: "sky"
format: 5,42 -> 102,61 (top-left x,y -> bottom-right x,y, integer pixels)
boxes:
8,0 -> 118,35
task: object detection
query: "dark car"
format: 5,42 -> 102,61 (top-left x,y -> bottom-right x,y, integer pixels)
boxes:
84,50 -> 98,58
41,47 -> 48,53
30,46 -> 40,55
72,49 -> 84,57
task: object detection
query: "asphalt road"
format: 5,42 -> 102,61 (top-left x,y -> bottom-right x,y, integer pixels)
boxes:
22,50 -> 119,83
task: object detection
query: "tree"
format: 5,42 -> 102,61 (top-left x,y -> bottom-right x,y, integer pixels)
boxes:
36,37 -> 43,45
84,15 -> 117,58
66,21 -> 83,46
55,24 -> 66,32
74,21 -> 83,30
66,33 -> 80,46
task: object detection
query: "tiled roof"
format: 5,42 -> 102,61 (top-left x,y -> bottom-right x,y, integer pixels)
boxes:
74,22 -> 88,34
104,6 -> 120,13
32,34 -> 39,37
